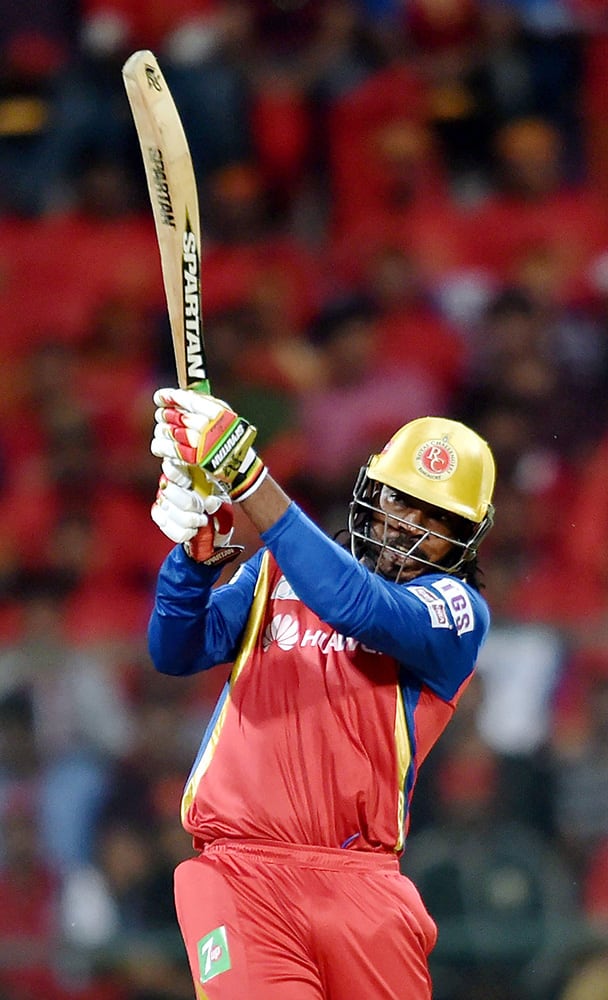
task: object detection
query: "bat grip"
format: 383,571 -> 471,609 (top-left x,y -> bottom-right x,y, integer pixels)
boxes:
191,465 -> 215,499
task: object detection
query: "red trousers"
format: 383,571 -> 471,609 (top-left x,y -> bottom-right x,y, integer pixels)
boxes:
174,840 -> 437,999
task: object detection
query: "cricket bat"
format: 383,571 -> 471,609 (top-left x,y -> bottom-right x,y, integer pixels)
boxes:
122,49 -> 211,496
122,49 -> 209,393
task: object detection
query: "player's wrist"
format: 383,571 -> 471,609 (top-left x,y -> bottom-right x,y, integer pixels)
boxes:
231,448 -> 267,502
183,538 -> 243,566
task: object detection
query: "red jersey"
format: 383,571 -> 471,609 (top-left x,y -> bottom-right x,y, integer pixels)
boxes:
149,504 -> 490,856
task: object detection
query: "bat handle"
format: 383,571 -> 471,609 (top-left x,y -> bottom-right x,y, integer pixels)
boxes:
190,378 -> 211,394
190,465 -> 215,499
186,378 -> 212,496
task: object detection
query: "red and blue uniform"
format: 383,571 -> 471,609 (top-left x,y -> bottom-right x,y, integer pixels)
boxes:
149,502 -> 490,999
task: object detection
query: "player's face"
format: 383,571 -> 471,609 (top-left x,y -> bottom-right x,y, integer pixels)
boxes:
369,485 -> 461,582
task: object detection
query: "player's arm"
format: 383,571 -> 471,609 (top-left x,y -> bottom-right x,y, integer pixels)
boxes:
148,545 -> 263,676
257,498 -> 490,698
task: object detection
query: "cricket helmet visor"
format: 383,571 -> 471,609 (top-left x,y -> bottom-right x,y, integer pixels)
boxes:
348,416 -> 496,580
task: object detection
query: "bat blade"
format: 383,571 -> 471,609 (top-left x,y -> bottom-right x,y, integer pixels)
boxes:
122,49 -> 209,394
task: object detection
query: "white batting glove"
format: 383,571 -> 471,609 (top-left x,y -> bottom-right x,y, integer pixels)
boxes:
151,388 -> 267,501
152,460 -> 242,565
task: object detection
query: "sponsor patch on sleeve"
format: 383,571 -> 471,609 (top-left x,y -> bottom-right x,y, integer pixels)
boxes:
432,578 -> 475,636
410,585 -> 451,629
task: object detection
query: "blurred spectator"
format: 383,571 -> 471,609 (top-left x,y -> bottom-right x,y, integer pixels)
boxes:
196,160 -> 324,330
0,336 -> 167,640
60,813 -> 194,999
582,836 -> 608,931
1,6 -> 608,998
0,573 -> 133,870
61,815 -> 178,953
456,285 -> 608,624
0,29 -> 67,216
0,793 -> 124,1000
402,0 -> 488,186
472,620 -> 565,838
0,796 -> 64,999
160,4 -> 256,184
98,666 -> 214,837
246,2 -> 384,218
291,292 -> 447,525
475,621 -> 564,753
0,689 -> 38,819
304,1 -> 384,104
327,70 -> 441,233
59,670 -> 203,999
465,3 -> 583,184
80,0 -> 222,57
461,286 -> 608,466
404,739 -> 590,1000
467,116 -> 608,303
0,26 -> 71,217
6,35 -> 136,216
361,241 -> 470,399
327,105 -> 486,310
551,655 -> 608,873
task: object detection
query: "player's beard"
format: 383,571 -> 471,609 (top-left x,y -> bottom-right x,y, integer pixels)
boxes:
362,527 -> 433,582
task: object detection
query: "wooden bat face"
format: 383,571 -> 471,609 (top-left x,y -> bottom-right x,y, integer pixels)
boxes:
122,50 -> 209,394
123,49 -> 213,501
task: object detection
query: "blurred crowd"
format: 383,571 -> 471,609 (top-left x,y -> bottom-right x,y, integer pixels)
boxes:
2,1 -> 608,998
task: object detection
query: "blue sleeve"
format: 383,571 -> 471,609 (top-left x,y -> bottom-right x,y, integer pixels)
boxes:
148,545 -> 264,676
262,503 -> 490,700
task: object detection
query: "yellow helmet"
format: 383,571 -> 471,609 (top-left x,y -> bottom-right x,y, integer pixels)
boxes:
367,416 -> 495,524
349,417 -> 496,581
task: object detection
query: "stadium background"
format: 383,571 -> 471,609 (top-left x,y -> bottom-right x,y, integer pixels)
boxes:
1,1 -> 608,998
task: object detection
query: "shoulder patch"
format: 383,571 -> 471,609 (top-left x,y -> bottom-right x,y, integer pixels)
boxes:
409,585 -> 451,629
432,578 -> 475,636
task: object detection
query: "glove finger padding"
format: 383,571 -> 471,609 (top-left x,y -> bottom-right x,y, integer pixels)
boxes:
160,481 -> 207,521
184,494 -> 242,565
155,406 -> 223,433
151,475 -> 209,543
161,458 -> 193,489
153,405 -> 238,465
160,454 -> 216,509
151,499 -> 204,544
151,424 -> 184,463
153,387 -> 231,415
202,493 -> 234,545
151,464 -> 242,565
151,388 -> 259,488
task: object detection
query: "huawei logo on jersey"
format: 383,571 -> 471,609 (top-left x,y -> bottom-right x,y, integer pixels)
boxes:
270,577 -> 299,601
263,613 -> 300,651
262,613 -> 382,657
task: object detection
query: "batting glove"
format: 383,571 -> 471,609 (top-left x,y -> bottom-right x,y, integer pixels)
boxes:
151,388 -> 267,501
152,460 -> 243,565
